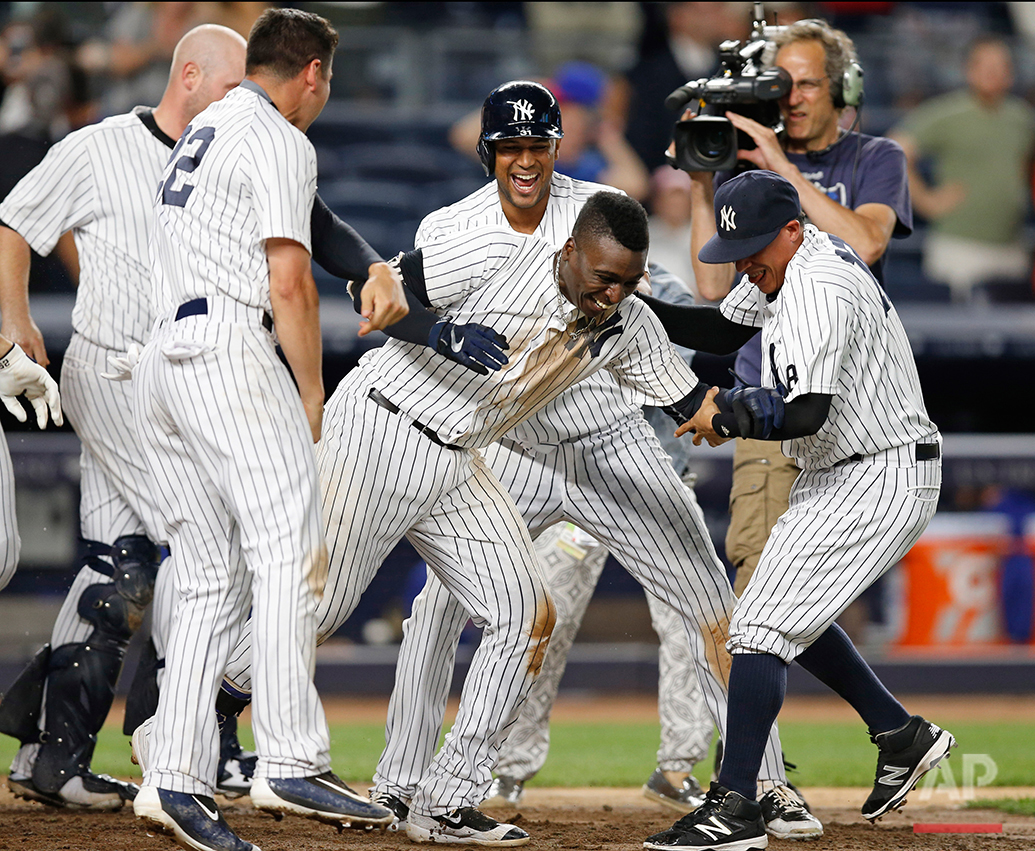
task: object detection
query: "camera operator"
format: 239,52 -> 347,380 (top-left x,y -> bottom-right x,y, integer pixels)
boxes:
685,18 -> 912,596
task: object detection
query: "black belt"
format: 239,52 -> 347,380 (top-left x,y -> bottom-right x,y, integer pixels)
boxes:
176,297 -> 273,333
845,443 -> 940,464
368,387 -> 462,451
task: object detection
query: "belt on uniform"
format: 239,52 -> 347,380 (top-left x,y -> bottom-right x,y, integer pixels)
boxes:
367,387 -> 462,451
845,443 -> 940,464
175,297 -> 274,333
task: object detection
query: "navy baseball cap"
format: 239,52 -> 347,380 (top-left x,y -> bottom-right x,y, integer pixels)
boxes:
699,170 -> 802,264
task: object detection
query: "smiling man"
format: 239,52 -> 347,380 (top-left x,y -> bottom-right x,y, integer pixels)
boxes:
640,170 -> 954,851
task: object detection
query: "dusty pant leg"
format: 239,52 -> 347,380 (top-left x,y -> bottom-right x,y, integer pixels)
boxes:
408,452 -> 555,817
373,437 -> 567,800
562,416 -> 787,788
649,594 -> 712,772
373,572 -> 469,802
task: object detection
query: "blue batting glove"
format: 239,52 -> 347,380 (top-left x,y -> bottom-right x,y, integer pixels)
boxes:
428,320 -> 509,375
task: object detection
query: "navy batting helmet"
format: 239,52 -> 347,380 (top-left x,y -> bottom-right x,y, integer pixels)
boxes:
477,81 -> 563,176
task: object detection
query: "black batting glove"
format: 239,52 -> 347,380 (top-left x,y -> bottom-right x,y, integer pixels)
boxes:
428,320 -> 510,375
722,385 -> 787,439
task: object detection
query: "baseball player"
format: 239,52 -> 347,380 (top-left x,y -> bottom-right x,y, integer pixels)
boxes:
0,335 -> 63,589
367,81 -> 817,840
130,10 -> 406,851
0,24 -> 250,810
217,189 -> 792,846
686,18 -> 912,600
642,170 -> 955,851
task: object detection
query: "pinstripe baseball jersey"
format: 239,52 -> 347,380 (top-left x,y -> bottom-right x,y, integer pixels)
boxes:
0,108 -> 175,349
361,227 -> 699,450
720,225 -> 936,469
150,81 -> 316,316
415,173 -> 643,445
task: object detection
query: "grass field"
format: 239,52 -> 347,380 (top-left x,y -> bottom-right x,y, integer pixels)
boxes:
1,717 -> 1029,789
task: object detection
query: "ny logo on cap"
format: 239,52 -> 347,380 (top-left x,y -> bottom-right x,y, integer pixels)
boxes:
509,99 -> 535,122
720,205 -> 737,231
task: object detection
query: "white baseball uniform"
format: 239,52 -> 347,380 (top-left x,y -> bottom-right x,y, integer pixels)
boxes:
0,107 -> 175,778
133,80 -> 331,795
721,226 -> 941,660
371,175 -> 786,802
1,424 -> 17,589
222,219 -> 709,817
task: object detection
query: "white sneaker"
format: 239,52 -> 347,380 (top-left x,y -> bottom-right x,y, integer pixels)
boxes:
407,807 -> 529,846
759,785 -> 823,840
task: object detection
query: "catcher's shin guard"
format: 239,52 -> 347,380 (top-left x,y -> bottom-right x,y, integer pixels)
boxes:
32,535 -> 160,793
31,641 -> 123,793
0,643 -> 51,743
123,636 -> 162,735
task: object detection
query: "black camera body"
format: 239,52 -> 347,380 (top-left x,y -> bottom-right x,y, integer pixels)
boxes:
668,11 -> 790,172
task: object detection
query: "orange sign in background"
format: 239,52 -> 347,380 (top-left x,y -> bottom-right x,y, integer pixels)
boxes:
896,514 -> 1012,648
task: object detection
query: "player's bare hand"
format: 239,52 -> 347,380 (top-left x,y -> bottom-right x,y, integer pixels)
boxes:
0,342 -> 63,428
664,107 -> 697,166
358,261 -> 408,336
0,317 -> 49,367
676,386 -> 728,447
726,112 -> 791,176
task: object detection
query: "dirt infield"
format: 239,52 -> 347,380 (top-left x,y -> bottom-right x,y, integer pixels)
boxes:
3,696 -> 1033,851
3,784 -> 1034,851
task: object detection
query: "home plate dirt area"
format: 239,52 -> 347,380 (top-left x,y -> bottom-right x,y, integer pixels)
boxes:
2,695 -> 1032,851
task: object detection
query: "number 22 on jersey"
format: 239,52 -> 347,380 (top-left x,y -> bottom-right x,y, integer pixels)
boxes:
161,125 -> 215,208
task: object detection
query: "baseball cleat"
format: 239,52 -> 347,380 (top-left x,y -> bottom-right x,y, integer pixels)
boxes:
643,769 -> 706,814
759,785 -> 822,840
371,790 -> 411,832
250,772 -> 393,829
10,770 -> 137,810
406,806 -> 530,846
483,775 -> 524,807
133,785 -> 259,851
643,782 -> 768,851
862,715 -> 956,821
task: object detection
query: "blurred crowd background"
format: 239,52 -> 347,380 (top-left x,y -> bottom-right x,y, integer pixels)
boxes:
2,1 -> 1035,666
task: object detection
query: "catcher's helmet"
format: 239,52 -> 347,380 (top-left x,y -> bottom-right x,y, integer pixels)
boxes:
477,80 -> 563,176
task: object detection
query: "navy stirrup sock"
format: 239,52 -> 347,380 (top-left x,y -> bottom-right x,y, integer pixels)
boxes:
717,652 -> 787,801
796,623 -> 909,735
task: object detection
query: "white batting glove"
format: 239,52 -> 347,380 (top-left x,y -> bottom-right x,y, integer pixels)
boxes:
0,342 -> 63,428
101,342 -> 143,381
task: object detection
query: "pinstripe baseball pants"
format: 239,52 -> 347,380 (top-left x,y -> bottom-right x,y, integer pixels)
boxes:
374,412 -> 786,801
732,448 -> 941,661
223,366 -> 555,817
134,314 -> 331,795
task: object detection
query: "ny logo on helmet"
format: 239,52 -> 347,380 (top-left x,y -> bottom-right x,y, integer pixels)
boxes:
508,99 -> 536,122
720,205 -> 737,231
